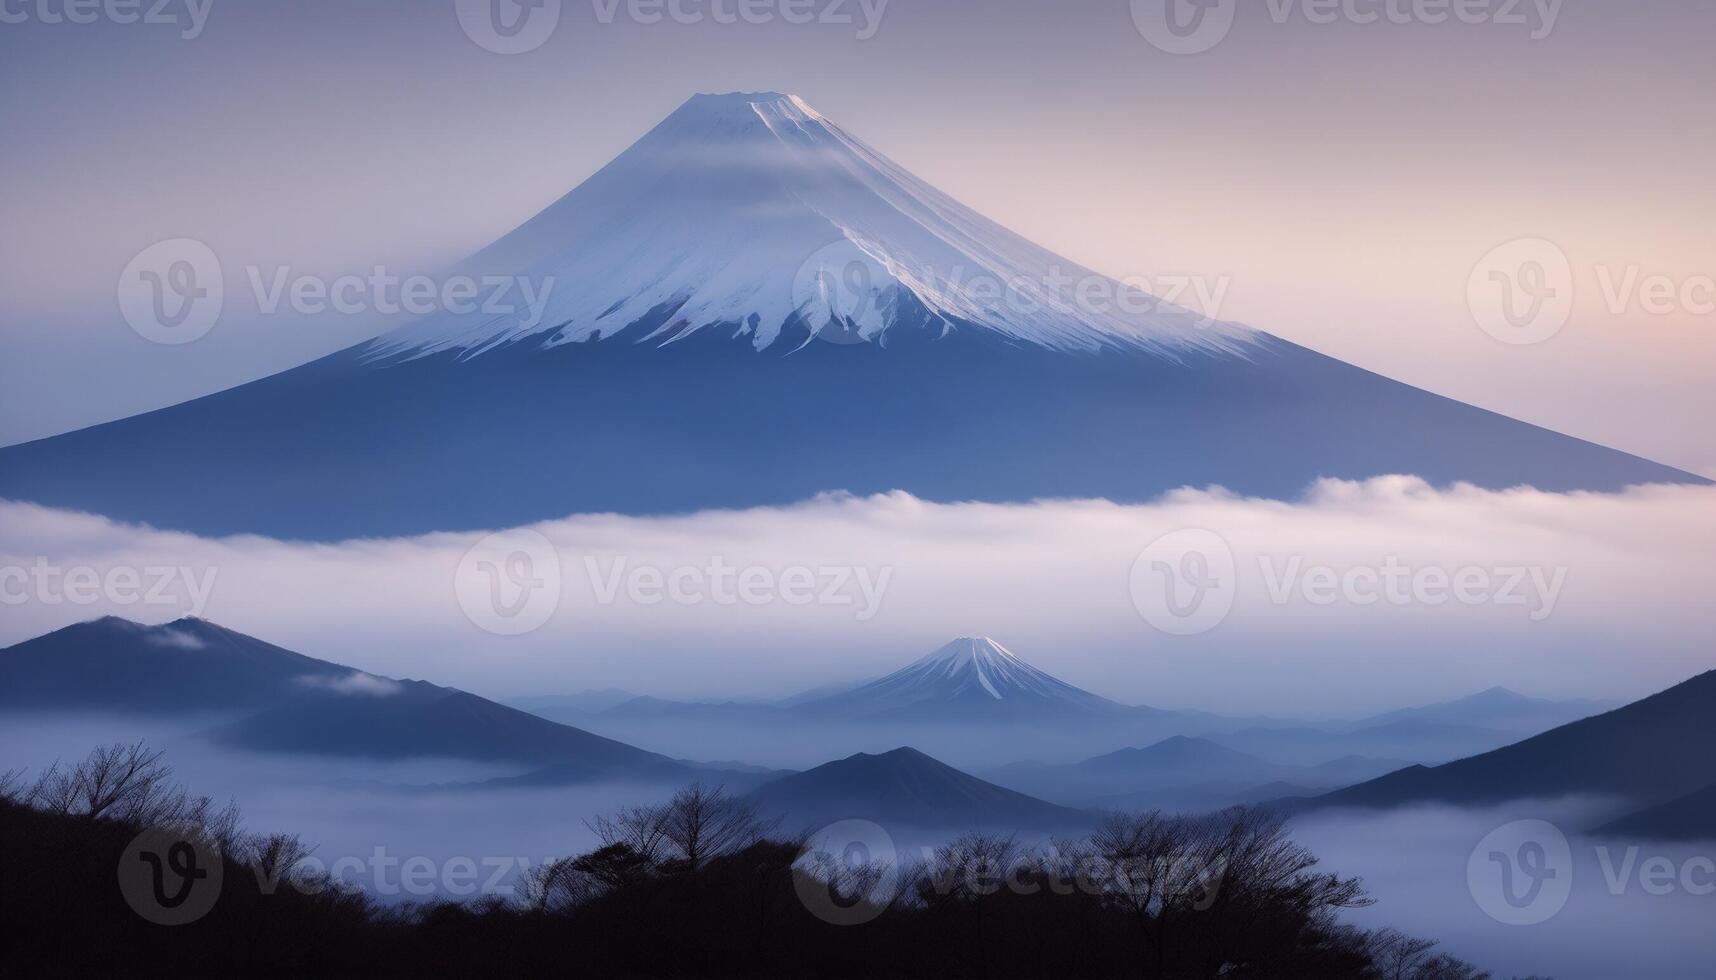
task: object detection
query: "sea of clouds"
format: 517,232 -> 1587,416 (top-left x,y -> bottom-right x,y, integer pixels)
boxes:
2,476 -> 1711,718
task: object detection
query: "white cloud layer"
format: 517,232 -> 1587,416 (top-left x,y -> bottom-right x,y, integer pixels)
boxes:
1,477 -> 1711,718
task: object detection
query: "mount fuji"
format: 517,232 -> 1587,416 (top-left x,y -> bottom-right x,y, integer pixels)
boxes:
0,91 -> 1700,539
794,637 -> 1127,720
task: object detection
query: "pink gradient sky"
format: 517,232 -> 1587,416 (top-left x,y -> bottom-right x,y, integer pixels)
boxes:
1,0 -> 1710,474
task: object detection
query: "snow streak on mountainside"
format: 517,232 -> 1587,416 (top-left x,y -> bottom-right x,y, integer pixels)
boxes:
367,92 -> 1256,359
802,637 -> 1123,716
0,91 -> 1702,540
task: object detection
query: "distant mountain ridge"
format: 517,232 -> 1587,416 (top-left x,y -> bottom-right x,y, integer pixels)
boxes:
0,616 -> 352,713
0,618 -> 687,781
791,637 -> 1128,721
1593,784 -> 1716,841
744,747 -> 1088,831
1307,670 -> 1716,810
986,736 -> 1403,809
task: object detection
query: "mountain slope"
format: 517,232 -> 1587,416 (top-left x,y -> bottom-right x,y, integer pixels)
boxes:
0,617 -> 684,779
0,93 -> 1700,540
209,679 -> 681,775
1308,670 -> 1716,810
1593,784 -> 1716,841
745,747 -> 1086,830
986,736 -> 1400,808
371,92 -> 1246,359
797,637 -> 1124,721
0,617 -> 351,713
1346,686 -> 1616,736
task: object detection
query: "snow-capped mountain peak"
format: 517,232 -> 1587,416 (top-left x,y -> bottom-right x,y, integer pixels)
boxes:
367,91 -> 1256,361
799,637 -> 1123,718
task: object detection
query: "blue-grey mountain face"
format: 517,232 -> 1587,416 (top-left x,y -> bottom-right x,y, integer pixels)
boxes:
0,616 -> 350,713
0,92 -> 1700,541
0,617 -> 684,778
744,746 -> 1087,832
1306,669 -> 1716,811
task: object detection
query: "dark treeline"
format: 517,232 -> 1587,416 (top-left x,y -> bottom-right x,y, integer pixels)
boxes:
0,743 -> 1544,980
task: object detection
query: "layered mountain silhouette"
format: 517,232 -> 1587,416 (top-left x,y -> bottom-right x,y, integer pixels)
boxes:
790,637 -> 1131,721
0,92 -> 1700,540
1307,670 -> 1716,810
744,747 -> 1086,831
1593,784 -> 1716,842
985,736 -> 1402,809
511,637 -> 1619,774
0,616 -> 352,713
0,617 -> 684,780
1341,686 -> 1616,736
